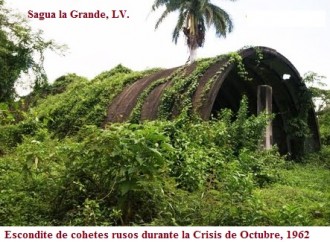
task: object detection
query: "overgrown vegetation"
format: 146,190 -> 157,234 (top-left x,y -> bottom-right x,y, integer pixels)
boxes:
1,0 -> 328,227
0,0 -> 63,102
0,64 -> 329,225
302,71 -> 330,146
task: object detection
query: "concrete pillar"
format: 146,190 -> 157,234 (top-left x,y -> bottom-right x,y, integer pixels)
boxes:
258,85 -> 273,149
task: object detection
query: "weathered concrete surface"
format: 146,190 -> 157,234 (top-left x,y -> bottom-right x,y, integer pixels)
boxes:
104,46 -> 321,155
258,85 -> 273,150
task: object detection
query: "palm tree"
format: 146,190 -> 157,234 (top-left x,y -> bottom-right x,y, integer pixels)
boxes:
152,0 -> 235,62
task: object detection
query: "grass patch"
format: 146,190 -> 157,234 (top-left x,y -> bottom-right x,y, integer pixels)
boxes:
255,162 -> 330,225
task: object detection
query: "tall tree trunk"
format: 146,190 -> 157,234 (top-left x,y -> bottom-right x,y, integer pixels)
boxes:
189,45 -> 197,63
187,14 -> 198,63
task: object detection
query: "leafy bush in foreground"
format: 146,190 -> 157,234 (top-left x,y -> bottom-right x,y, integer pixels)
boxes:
0,66 -> 329,226
0,97 -> 297,226
319,108 -> 330,145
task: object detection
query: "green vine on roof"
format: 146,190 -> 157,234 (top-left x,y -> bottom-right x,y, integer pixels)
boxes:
228,52 -> 252,82
178,58 -> 219,117
202,51 -> 252,99
30,69 -> 149,137
158,57 -> 217,120
198,49 -> 264,112
131,48 -> 264,122
254,46 -> 264,66
129,66 -> 186,123
157,65 -> 193,120
129,78 -> 166,123
197,55 -> 229,111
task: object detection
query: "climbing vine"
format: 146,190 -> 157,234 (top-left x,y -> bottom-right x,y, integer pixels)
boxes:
254,46 -> 264,66
197,55 -> 229,111
176,58 -> 220,117
286,80 -> 314,157
129,66 -> 186,123
228,51 -> 252,82
129,78 -> 167,123
158,58 -> 217,119
198,48 -> 264,113
28,67 -> 152,137
131,48 -> 265,122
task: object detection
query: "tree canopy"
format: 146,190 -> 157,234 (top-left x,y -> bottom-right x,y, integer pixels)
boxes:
303,71 -> 330,113
0,0 -> 60,102
152,0 -> 236,62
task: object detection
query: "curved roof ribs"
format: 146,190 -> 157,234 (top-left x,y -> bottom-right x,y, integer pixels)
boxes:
104,46 -> 321,155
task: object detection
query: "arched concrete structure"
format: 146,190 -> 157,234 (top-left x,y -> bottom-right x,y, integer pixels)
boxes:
104,46 -> 321,155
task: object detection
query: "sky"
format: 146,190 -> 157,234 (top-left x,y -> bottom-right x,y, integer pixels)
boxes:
7,0 -> 330,91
